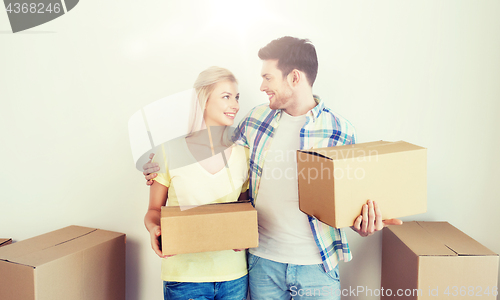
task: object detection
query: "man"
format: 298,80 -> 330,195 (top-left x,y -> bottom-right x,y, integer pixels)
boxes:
144,36 -> 401,299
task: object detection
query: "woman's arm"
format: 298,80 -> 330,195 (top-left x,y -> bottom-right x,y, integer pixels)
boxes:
144,181 -> 170,258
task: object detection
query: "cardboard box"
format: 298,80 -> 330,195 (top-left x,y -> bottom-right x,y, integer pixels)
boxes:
0,238 -> 12,247
0,226 -> 126,300
382,221 -> 499,299
297,140 -> 427,228
161,201 -> 258,255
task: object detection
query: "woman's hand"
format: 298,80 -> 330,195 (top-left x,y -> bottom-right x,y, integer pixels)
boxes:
149,225 -> 164,257
149,225 -> 175,258
145,180 -> 174,258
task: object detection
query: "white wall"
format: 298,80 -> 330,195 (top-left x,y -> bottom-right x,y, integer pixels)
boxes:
1,1 -> 499,299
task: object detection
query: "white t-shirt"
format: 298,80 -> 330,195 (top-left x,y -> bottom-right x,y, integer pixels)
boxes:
250,112 -> 322,265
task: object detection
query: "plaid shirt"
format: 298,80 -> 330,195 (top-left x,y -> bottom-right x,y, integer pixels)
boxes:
233,95 -> 356,272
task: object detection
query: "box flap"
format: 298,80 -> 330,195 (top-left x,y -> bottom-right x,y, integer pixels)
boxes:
0,226 -> 116,267
0,238 -> 12,247
161,201 -> 254,217
386,221 -> 456,256
297,140 -> 388,160
298,141 -> 425,161
0,259 -> 36,300
387,221 -> 498,257
417,221 -> 497,256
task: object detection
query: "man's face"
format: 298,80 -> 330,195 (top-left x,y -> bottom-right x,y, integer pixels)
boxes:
260,59 -> 293,110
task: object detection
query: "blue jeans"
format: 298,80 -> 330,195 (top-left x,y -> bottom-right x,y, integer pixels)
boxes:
248,253 -> 340,300
163,274 -> 248,300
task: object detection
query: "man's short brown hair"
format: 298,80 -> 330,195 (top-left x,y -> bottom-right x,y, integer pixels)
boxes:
258,36 -> 318,86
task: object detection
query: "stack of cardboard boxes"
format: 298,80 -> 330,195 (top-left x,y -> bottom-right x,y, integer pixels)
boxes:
297,140 -> 498,298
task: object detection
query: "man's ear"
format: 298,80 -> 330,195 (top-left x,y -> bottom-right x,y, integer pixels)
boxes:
289,69 -> 301,86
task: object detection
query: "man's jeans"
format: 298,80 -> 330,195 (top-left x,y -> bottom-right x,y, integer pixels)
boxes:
163,274 -> 248,300
248,253 -> 340,300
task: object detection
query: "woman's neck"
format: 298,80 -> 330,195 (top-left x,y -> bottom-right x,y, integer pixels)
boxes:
186,126 -> 227,151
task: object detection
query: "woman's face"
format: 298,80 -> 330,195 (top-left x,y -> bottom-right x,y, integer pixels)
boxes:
203,80 -> 240,127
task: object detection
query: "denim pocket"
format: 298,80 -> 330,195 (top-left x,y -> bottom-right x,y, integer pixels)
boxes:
317,264 -> 340,281
247,253 -> 260,272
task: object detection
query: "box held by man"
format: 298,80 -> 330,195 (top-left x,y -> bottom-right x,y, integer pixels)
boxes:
297,140 -> 427,228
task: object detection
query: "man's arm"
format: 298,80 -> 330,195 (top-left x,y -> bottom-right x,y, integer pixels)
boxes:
351,199 -> 403,237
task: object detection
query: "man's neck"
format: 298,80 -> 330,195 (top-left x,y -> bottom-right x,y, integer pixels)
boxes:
283,93 -> 316,116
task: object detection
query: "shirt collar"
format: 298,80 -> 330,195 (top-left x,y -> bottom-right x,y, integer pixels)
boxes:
274,95 -> 324,121
310,95 -> 324,121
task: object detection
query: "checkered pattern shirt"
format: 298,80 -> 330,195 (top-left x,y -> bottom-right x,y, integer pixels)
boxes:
233,95 -> 356,272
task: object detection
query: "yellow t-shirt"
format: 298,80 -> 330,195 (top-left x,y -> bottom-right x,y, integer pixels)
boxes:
153,137 -> 250,282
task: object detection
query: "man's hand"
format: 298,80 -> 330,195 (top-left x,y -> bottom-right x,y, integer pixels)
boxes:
351,200 -> 403,237
143,153 -> 160,186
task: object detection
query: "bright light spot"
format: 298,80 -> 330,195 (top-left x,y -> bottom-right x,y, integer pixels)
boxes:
122,38 -> 147,60
208,0 -> 272,35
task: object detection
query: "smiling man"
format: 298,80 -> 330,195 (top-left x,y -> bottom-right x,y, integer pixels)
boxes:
232,36 -> 401,300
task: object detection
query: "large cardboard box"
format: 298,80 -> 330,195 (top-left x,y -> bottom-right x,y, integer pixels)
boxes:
161,201 -> 258,255
297,140 -> 427,228
0,238 -> 12,247
382,221 -> 499,299
0,226 -> 126,300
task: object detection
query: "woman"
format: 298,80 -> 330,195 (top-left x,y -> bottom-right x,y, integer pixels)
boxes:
144,66 -> 249,300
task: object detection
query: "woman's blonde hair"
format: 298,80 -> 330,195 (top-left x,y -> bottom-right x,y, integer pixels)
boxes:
194,66 -> 237,111
188,66 -> 238,146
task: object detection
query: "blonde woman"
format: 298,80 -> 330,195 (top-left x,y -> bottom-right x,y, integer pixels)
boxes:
144,67 -> 249,300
